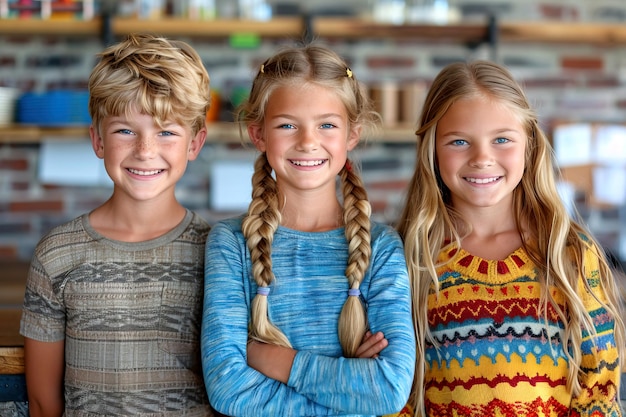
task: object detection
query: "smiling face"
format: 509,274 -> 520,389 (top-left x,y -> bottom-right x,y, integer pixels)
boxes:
91,107 -> 205,205
248,82 -> 360,198
435,95 -> 527,216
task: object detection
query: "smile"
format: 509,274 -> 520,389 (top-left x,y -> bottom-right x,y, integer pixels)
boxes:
290,159 -> 326,167
464,176 -> 501,184
127,168 -> 163,176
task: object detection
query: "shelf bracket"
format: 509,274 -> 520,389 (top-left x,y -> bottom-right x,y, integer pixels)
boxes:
302,13 -> 314,45
99,0 -> 117,45
465,14 -> 498,61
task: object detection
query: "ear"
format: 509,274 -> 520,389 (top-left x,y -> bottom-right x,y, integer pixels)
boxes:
187,127 -> 207,161
248,123 -> 266,152
90,125 -> 105,159
347,124 -> 361,151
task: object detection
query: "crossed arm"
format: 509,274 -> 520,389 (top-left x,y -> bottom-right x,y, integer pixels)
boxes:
247,331 -> 389,383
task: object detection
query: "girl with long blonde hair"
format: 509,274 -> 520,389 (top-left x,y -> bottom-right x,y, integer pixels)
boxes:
397,60 -> 625,416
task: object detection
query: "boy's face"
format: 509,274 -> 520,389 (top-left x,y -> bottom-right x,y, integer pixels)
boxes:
90,108 -> 206,205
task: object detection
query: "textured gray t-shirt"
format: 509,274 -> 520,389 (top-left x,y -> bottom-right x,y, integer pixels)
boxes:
21,210 -> 213,416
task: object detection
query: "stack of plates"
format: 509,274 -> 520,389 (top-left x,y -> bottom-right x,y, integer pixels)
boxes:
0,87 -> 19,126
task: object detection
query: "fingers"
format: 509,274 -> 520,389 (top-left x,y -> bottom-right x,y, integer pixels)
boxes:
356,331 -> 388,358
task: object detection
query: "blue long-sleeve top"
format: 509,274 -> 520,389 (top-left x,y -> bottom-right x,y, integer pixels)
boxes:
201,217 -> 415,417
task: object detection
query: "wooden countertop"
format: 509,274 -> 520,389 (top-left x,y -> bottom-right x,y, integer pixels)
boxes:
0,347 -> 24,374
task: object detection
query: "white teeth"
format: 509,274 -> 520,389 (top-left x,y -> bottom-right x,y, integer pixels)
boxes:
466,177 -> 499,184
128,168 -> 162,176
291,160 -> 325,167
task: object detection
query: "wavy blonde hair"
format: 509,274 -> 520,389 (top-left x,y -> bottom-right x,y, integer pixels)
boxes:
236,44 -> 380,357
396,60 -> 626,415
88,33 -> 211,136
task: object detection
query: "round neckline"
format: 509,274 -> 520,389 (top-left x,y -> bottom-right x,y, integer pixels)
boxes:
439,244 -> 533,284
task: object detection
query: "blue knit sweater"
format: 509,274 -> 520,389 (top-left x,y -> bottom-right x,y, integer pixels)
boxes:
201,217 -> 415,417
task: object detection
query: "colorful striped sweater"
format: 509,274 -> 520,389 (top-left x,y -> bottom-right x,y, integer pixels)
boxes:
424,241 -> 622,417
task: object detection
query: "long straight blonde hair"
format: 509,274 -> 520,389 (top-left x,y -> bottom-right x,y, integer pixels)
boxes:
396,60 -> 626,415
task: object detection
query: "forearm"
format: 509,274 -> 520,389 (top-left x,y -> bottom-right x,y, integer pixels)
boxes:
247,341 -> 296,384
24,338 -> 65,417
27,399 -> 64,417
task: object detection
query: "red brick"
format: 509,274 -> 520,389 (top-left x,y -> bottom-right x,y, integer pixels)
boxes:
366,57 -> 416,69
561,57 -> 603,71
586,76 -> 620,88
367,180 -> 409,190
0,158 -> 29,171
9,200 -> 64,213
0,246 -> 19,260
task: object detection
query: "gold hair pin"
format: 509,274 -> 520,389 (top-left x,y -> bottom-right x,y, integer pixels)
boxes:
260,64 -> 265,74
346,68 -> 353,78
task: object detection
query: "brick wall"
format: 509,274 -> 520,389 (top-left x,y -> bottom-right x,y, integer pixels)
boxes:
2,0 -> 626,262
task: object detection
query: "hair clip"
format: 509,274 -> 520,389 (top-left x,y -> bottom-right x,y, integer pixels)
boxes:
345,160 -> 353,172
346,68 -> 353,78
348,288 -> 360,297
260,64 -> 265,74
257,286 -> 270,296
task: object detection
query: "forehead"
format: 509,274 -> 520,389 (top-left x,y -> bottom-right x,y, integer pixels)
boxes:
266,82 -> 347,116
438,96 -> 525,132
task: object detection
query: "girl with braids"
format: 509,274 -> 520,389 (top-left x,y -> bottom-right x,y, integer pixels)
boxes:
396,60 -> 625,416
201,44 -> 415,417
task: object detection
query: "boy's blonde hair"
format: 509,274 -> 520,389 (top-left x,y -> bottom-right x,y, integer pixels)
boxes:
88,33 -> 210,135
396,60 -> 626,415
237,44 -> 381,357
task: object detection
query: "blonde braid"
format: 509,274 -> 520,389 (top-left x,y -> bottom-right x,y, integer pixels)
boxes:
338,159 -> 372,357
242,153 -> 291,348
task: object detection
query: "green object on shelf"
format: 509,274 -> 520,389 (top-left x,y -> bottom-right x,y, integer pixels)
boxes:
229,33 -> 261,49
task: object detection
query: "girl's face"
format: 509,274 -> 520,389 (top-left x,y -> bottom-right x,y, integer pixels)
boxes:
249,82 -> 360,197
435,95 -> 526,215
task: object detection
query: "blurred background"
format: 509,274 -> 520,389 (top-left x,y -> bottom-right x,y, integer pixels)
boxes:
1,3 -> 626,391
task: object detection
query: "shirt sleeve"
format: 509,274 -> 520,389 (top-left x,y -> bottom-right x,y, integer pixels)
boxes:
20,253 -> 66,342
201,222 -> 335,417
287,226 -> 416,415
569,241 -> 622,416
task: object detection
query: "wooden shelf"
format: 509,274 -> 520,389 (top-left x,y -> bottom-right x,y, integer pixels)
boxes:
2,17 -> 626,46
499,21 -> 626,45
112,17 -> 303,38
0,18 -> 101,36
0,123 -> 250,144
0,123 -> 415,144
314,17 -> 489,44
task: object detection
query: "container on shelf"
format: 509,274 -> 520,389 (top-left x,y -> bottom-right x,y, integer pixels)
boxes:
17,90 -> 90,126
0,87 -> 19,126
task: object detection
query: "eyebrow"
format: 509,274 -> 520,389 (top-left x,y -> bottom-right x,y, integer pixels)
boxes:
440,128 -> 522,137
271,113 -> 343,120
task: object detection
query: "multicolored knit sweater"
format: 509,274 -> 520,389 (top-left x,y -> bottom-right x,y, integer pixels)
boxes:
424,240 -> 622,417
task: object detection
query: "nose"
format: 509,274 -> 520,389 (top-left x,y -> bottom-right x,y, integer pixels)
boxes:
469,143 -> 494,168
295,128 -> 319,152
134,135 -> 157,159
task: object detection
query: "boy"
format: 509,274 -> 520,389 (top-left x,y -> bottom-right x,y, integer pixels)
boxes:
20,33 -> 213,416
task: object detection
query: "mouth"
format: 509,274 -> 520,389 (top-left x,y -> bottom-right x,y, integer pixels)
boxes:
289,159 -> 327,167
464,176 -> 501,184
127,168 -> 164,176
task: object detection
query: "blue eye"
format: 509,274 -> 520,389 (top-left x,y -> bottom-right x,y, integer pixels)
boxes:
116,129 -> 133,135
320,123 -> 335,129
451,139 -> 467,146
159,131 -> 175,136
279,124 -> 295,129
495,137 -> 509,144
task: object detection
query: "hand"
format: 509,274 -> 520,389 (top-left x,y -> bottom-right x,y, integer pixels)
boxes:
355,331 -> 388,358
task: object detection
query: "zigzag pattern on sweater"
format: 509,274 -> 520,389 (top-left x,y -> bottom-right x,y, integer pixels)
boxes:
423,244 -> 622,417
